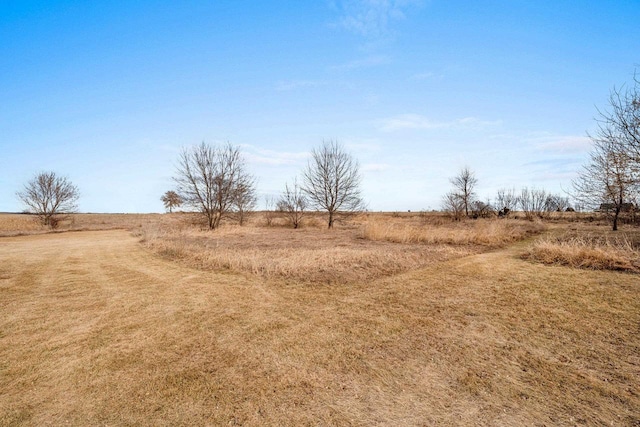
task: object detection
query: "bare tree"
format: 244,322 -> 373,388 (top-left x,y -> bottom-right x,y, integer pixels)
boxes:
545,194 -> 571,213
302,140 -> 364,228
263,195 -> 278,226
174,142 -> 255,230
471,200 -> 495,218
596,72 -> 640,162
17,171 -> 79,228
277,179 -> 307,229
495,188 -> 518,213
572,138 -> 638,230
571,74 -> 640,231
442,191 -> 465,221
232,180 -> 257,226
518,187 -> 552,220
161,190 -> 182,213
449,166 -> 478,218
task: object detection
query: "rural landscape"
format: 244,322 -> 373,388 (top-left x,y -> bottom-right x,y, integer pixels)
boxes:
1,198 -> 639,425
2,1 -> 640,426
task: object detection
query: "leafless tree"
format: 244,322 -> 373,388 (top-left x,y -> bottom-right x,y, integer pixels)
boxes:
231,180 -> 257,226
277,179 -> 308,229
442,191 -> 465,221
571,74 -> 640,230
17,171 -> 79,228
595,72 -> 640,162
263,195 -> 278,226
495,188 -> 518,212
572,138 -> 638,230
174,142 -> 255,230
449,166 -> 478,217
302,140 -> 364,228
161,190 -> 182,213
518,187 -> 552,220
545,194 -> 571,212
471,200 -> 495,218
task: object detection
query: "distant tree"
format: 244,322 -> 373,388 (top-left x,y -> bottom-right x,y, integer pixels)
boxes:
174,142 -> 255,230
161,190 -> 182,213
572,138 -> 638,231
571,74 -> 640,231
471,200 -> 495,218
518,187 -> 552,220
263,195 -> 277,226
449,166 -> 478,218
545,194 -> 571,213
495,188 -> 518,212
17,171 -> 79,228
277,179 -> 308,229
442,191 -> 465,221
232,180 -> 257,226
595,72 -> 640,162
302,140 -> 364,228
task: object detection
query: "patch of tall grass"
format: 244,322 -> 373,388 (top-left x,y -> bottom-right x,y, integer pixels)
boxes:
361,217 -> 545,247
525,234 -> 640,272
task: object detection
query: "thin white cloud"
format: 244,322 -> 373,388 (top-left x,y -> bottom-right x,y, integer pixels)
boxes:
410,72 -> 435,81
379,114 -> 502,131
275,80 -> 328,91
362,163 -> 391,172
241,145 -> 310,166
534,135 -> 592,154
330,55 -> 390,71
332,0 -> 424,37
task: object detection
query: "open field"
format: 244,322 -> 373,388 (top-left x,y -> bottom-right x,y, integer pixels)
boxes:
0,213 -> 639,425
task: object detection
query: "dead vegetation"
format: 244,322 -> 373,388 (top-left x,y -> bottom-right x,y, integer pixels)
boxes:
137,214 -> 545,283
0,213 -> 639,425
525,228 -> 640,273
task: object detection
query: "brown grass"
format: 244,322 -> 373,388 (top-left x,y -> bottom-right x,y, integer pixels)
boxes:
1,214 -> 639,425
137,214 -> 545,283
525,230 -> 640,273
0,213 -> 172,237
361,216 -> 545,247
139,224 -> 477,284
0,228 -> 638,425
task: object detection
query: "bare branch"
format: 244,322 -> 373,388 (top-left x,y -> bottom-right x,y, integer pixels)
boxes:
302,140 -> 364,228
173,142 -> 255,230
16,171 -> 79,228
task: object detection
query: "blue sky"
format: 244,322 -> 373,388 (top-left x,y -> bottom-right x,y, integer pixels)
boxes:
1,0 -> 638,212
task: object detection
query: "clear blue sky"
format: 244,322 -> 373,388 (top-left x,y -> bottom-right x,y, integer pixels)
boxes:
1,1 -> 638,212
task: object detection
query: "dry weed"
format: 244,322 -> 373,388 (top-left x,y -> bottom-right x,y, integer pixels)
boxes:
525,232 -> 640,272
1,230 -> 638,425
140,225 -> 474,283
361,217 -> 545,247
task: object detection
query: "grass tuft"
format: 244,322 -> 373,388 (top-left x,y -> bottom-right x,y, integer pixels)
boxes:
525,233 -> 640,272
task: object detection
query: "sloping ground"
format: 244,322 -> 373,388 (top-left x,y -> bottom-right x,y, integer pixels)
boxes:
0,231 -> 638,426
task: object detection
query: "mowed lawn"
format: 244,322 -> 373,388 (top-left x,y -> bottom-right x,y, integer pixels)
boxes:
0,227 -> 638,426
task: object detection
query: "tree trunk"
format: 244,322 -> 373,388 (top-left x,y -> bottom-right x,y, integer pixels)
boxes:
612,207 -> 620,231
328,211 -> 334,229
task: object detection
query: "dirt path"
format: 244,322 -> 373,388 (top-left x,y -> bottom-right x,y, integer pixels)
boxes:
1,230 -> 638,426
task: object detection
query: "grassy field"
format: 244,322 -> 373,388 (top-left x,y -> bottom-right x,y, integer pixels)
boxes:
0,212 -> 638,425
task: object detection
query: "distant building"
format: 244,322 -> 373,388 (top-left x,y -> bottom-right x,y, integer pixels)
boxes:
598,202 -> 636,212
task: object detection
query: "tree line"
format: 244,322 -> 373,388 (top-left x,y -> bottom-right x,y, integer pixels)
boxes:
16,74 -> 639,231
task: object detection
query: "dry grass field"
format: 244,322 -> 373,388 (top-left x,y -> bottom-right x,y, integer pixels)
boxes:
0,212 -> 638,426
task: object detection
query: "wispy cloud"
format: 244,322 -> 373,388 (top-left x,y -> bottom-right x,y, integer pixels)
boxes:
362,163 -> 391,172
331,0 -> 424,37
410,71 -> 435,81
379,114 -> 502,131
241,145 -> 309,166
533,135 -> 591,154
330,55 -> 390,71
275,80 -> 328,91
